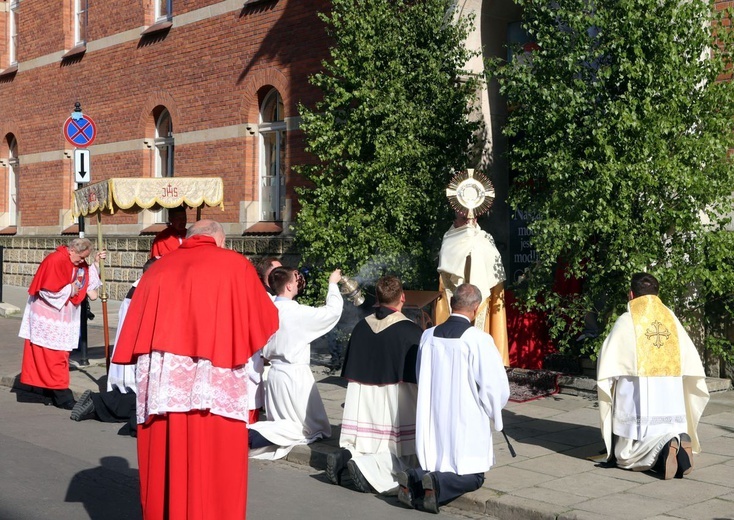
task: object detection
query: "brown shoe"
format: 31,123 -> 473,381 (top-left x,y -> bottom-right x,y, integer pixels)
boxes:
661,438 -> 679,480
676,433 -> 693,477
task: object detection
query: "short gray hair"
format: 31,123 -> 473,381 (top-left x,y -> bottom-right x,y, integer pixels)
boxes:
68,238 -> 93,253
450,283 -> 482,311
186,219 -> 224,239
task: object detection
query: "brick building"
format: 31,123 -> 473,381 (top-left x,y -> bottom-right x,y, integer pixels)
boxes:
0,0 -> 332,296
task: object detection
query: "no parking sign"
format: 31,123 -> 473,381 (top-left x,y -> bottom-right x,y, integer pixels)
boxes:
63,114 -> 97,148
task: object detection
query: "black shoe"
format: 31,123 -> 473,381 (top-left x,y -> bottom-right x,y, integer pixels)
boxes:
56,399 -> 76,410
421,472 -> 440,514
70,390 -> 95,421
676,433 -> 693,478
325,449 -> 351,485
347,459 -> 374,494
396,471 -> 417,509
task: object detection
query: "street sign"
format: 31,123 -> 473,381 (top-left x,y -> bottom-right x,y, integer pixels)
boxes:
64,115 -> 97,148
74,149 -> 91,184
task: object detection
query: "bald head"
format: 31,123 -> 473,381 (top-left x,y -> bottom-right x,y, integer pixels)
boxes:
186,219 -> 225,247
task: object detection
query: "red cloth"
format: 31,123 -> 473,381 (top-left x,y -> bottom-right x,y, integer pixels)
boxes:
28,246 -> 89,305
150,226 -> 186,258
248,409 -> 260,425
506,290 -> 554,370
20,340 -> 70,389
113,234 -> 279,369
138,411 -> 249,520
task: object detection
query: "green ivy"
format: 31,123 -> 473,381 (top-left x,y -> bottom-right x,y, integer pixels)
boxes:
488,0 -> 734,363
295,0 -> 480,300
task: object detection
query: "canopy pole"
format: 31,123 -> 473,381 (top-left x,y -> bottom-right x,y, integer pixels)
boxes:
96,213 -> 110,371
196,206 -> 202,221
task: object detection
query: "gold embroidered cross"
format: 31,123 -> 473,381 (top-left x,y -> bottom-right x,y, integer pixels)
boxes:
645,321 -> 671,348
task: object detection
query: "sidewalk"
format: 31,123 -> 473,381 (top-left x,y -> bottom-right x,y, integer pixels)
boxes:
1,285 -> 733,520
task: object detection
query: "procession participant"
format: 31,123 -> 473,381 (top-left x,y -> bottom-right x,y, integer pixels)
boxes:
398,283 -> 509,514
597,273 -> 709,479
112,219 -> 279,520
326,275 -> 421,494
256,256 -> 282,298
149,205 -> 187,258
71,258 -> 158,436
245,350 -> 265,424
436,211 -> 509,365
19,238 -> 103,410
248,267 -> 343,460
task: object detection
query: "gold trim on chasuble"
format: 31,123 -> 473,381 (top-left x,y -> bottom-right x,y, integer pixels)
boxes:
630,295 -> 680,377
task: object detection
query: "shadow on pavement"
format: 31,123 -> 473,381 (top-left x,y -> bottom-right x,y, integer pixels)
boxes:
65,456 -> 141,520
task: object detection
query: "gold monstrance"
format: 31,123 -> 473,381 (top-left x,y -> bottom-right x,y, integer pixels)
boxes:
445,168 -> 495,219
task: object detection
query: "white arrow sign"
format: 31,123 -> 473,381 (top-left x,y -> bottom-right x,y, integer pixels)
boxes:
74,149 -> 91,184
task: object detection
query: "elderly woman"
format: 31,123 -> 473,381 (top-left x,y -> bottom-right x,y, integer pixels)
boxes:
19,238 -> 104,409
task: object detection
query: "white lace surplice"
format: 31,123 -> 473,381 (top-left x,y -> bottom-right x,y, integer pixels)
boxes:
135,351 -> 250,424
19,265 -> 100,352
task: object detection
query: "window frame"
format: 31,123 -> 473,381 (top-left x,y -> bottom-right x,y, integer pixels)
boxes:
7,136 -> 18,227
9,0 -> 19,66
74,0 -> 88,47
154,0 -> 173,23
258,90 -> 287,222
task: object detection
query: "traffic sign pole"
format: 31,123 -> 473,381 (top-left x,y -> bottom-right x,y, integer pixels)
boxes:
66,102 -> 96,366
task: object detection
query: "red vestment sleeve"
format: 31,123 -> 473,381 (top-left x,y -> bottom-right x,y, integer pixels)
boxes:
113,235 -> 279,369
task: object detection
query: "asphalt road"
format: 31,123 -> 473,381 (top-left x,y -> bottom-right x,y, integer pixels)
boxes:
0,387 -> 488,520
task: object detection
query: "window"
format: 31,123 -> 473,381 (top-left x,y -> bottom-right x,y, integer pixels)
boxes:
153,108 -> 174,224
74,0 -> 88,46
155,109 -> 174,178
6,135 -> 18,227
259,90 -> 286,221
155,0 -> 172,22
9,0 -> 19,65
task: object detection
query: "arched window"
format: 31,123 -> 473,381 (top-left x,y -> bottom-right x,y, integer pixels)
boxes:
152,108 -> 174,224
259,89 -> 286,221
7,135 -> 18,227
155,108 -> 174,178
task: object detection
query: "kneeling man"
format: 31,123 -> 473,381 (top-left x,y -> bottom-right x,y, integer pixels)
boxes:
597,273 -> 709,479
398,283 -> 509,514
327,275 -> 422,494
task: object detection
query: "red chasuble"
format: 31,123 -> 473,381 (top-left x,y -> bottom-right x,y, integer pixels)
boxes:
114,234 -> 278,368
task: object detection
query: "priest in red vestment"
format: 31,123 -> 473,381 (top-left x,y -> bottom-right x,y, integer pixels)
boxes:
113,219 -> 279,520
149,205 -> 187,258
19,238 -> 102,409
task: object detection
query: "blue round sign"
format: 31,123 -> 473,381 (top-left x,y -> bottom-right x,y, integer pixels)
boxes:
63,115 -> 97,147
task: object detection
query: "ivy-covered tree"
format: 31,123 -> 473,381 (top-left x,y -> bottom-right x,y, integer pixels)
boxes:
488,0 -> 734,363
295,0 -> 479,296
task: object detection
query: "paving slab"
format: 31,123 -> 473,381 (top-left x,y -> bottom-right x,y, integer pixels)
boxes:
571,492 -> 677,519
536,471 -> 640,499
671,498 -> 734,520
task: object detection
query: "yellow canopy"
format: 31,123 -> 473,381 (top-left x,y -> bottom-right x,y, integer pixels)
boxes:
72,177 -> 225,218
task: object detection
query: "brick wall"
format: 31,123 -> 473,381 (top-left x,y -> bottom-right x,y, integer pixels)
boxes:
0,0 -> 332,233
